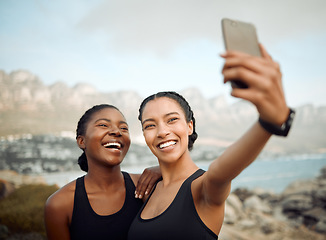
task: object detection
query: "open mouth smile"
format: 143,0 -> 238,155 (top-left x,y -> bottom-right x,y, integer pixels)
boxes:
158,140 -> 177,149
103,142 -> 122,150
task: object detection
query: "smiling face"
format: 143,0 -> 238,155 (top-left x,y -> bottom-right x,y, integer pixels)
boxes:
77,107 -> 131,169
141,97 -> 193,164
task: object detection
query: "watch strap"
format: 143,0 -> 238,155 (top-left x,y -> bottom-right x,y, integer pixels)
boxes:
258,108 -> 295,137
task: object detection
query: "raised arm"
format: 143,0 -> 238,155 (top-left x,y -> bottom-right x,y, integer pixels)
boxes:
202,45 -> 291,205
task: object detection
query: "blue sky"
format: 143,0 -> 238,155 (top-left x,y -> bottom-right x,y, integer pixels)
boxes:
1,0 -> 325,107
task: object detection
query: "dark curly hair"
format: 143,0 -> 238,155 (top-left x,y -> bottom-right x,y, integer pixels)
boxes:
138,91 -> 198,151
76,104 -> 122,172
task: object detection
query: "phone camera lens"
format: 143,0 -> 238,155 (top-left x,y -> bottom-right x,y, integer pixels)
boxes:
231,21 -> 237,27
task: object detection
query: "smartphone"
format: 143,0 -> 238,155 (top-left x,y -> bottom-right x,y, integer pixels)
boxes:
221,18 -> 261,88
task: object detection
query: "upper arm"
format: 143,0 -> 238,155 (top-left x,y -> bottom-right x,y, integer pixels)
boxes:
191,172 -> 229,235
202,167 -> 232,205
196,122 -> 271,206
44,185 -> 75,240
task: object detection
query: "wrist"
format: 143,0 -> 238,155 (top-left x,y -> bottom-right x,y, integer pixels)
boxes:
258,108 -> 295,137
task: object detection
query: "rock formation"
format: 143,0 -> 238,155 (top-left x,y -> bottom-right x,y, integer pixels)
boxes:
220,166 -> 326,240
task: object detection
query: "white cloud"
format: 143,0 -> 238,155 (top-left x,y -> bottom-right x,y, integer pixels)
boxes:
1,0 -> 326,106
78,0 -> 326,55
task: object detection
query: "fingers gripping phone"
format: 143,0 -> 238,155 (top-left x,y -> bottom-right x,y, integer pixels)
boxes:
221,18 -> 261,89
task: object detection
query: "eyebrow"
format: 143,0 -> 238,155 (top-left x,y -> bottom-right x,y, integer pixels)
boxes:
95,118 -> 128,126
142,112 -> 180,125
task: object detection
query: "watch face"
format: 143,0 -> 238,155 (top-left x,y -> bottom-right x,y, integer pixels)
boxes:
281,123 -> 286,130
288,111 -> 295,125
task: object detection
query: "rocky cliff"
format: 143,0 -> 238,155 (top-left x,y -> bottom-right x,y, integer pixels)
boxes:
1,69 -> 325,154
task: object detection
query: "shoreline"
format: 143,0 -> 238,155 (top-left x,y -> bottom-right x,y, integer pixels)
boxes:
38,155 -> 326,194
0,153 -> 325,194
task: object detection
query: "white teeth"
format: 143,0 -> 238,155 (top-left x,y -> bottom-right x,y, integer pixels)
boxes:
159,141 -> 176,149
103,142 -> 121,148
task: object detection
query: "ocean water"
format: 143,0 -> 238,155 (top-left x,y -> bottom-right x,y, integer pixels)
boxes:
43,153 -> 326,194
214,153 -> 326,193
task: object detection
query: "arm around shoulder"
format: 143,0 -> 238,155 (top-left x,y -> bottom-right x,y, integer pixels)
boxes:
131,165 -> 161,200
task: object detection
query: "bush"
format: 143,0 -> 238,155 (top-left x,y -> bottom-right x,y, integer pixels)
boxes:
0,184 -> 58,236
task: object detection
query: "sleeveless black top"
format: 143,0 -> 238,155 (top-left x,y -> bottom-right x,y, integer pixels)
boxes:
128,169 -> 218,240
70,172 -> 143,240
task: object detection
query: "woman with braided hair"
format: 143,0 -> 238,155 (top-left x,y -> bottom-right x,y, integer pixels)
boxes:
128,45 -> 295,239
44,104 -> 161,240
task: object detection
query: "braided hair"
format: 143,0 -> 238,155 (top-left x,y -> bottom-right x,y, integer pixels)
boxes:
76,104 -> 121,172
138,91 -> 198,151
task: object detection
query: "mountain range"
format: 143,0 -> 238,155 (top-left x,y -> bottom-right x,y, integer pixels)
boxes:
1,69 -> 325,154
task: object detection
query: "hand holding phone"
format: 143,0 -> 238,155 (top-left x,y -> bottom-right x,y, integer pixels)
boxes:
221,18 -> 261,88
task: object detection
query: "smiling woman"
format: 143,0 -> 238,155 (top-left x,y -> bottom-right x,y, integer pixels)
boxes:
128,45 -> 295,240
76,105 -> 131,171
44,104 -> 161,240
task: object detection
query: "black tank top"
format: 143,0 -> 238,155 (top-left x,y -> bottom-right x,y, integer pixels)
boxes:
70,172 -> 143,240
128,169 -> 218,240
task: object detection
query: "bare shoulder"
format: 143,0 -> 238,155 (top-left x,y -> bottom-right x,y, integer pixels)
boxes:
128,173 -> 140,186
191,172 -> 225,235
44,179 -> 78,239
192,171 -> 230,205
45,179 -> 77,213
191,171 -> 206,198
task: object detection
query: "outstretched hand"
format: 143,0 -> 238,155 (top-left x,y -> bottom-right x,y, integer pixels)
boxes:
135,166 -> 161,199
221,44 -> 289,125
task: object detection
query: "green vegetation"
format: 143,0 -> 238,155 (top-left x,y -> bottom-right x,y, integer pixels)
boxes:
0,184 -> 58,236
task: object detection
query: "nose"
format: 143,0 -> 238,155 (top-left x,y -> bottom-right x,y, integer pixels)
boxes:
108,126 -> 122,136
156,123 -> 170,138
